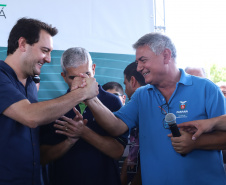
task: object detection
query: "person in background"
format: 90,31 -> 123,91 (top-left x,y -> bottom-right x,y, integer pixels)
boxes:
103,81 -> 126,105
120,61 -> 146,185
40,47 -> 127,185
79,32 -> 226,185
185,66 -> 206,78
0,18 -> 98,185
217,81 -> 226,98
102,82 -> 127,177
123,62 -> 146,100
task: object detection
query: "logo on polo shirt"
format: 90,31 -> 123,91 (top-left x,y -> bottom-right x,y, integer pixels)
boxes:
176,101 -> 188,118
179,101 -> 187,110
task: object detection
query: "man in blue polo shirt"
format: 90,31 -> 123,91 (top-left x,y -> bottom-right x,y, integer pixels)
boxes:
40,47 -> 127,185
0,18 -> 98,185
79,33 -> 226,185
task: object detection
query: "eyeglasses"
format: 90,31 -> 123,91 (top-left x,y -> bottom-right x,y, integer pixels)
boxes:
113,93 -> 124,97
159,102 -> 170,129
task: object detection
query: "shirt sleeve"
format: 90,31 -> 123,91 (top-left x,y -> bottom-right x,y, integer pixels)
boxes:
114,134 -> 128,148
205,81 -> 226,118
0,72 -> 26,113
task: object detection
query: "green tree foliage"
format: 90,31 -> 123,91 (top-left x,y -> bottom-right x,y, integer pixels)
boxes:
209,64 -> 226,83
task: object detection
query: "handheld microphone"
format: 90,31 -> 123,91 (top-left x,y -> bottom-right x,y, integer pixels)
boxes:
165,113 -> 181,137
165,113 -> 186,157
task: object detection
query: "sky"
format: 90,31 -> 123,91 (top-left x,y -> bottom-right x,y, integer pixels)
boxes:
164,0 -> 226,70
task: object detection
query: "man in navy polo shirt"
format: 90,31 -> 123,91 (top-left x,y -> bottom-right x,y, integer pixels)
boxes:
0,18 -> 98,185
40,47 -> 127,185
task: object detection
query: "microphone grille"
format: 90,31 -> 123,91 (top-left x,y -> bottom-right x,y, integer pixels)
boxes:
165,113 -> 176,125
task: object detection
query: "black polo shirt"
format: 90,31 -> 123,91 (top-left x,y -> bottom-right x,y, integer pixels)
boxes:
40,85 -> 128,185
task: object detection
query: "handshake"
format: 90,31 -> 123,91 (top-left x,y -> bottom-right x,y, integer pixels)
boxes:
70,73 -> 99,101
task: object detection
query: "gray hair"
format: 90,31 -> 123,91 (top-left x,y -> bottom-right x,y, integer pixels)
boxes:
185,67 -> 206,78
133,32 -> 177,59
61,47 -> 93,74
217,81 -> 226,88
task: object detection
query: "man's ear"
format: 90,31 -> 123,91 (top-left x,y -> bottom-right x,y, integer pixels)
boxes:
92,63 -> 96,76
130,76 -> 137,88
18,37 -> 27,52
61,72 -> 66,79
122,95 -> 126,105
163,48 -> 171,64
61,72 -> 68,84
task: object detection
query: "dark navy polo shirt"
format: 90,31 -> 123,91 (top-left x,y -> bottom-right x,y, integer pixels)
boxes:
40,85 -> 128,185
0,61 -> 40,185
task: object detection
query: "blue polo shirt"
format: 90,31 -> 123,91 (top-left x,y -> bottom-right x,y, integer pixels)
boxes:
115,69 -> 226,185
0,61 -> 40,185
40,86 -> 128,185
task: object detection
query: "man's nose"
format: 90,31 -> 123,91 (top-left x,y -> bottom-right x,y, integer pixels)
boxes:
44,53 -> 51,63
136,61 -> 142,72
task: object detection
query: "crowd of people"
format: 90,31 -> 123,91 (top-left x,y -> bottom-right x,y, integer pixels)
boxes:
1,17 -> 226,185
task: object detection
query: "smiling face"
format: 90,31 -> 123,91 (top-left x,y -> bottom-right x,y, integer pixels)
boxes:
61,62 -> 95,90
22,30 -> 53,77
135,45 -> 166,85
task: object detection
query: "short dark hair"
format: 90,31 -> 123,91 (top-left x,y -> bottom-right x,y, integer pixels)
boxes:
124,62 -> 146,86
7,17 -> 58,55
102,82 -> 124,95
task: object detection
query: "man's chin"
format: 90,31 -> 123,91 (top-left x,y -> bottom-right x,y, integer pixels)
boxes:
34,69 -> 41,76
144,78 -> 151,84
33,73 -> 40,77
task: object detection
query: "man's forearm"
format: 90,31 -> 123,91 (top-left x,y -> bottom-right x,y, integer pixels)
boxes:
40,138 -> 78,165
81,126 -> 124,159
86,97 -> 128,136
195,131 -> 226,150
31,89 -> 86,126
4,88 -> 88,128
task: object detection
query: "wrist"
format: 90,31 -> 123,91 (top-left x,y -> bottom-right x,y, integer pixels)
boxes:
192,139 -> 198,150
65,137 -> 78,146
211,117 -> 217,131
70,88 -> 87,103
213,116 -> 224,131
80,126 -> 91,140
80,126 -> 88,138
85,97 -> 97,105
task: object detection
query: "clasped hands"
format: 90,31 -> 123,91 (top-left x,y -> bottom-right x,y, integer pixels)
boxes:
53,73 -> 98,144
70,73 -> 99,99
